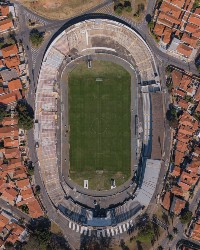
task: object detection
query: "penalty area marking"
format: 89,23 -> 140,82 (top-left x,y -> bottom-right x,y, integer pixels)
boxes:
96,78 -> 103,81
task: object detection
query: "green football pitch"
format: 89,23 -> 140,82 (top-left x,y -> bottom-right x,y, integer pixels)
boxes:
68,60 -> 131,190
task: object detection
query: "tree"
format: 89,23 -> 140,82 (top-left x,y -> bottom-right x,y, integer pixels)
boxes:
138,3 -> 145,12
166,104 -> 179,129
193,112 -> 200,122
35,185 -> 41,195
169,212 -> 175,224
184,95 -> 193,102
137,224 -> 155,243
125,5 -> 132,12
147,20 -> 154,29
7,12 -> 13,20
16,100 -> 34,130
114,4 -> 123,15
4,242 -> 14,250
19,204 -> 29,214
23,218 -> 70,250
173,227 -> 178,234
165,65 -> 173,74
80,234 -> 111,250
0,103 -> 7,121
180,210 -> 192,224
167,234 -> 173,241
124,1 -> 132,12
29,29 -> 44,47
192,0 -> 200,10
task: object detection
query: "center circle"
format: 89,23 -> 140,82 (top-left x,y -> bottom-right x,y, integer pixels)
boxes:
91,117 -> 107,134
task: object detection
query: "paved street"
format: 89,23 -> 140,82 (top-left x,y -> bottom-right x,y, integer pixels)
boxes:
12,0 -> 200,249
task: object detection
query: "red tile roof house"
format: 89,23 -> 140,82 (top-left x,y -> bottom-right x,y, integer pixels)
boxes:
186,161 -> 200,175
179,170 -> 199,187
171,166 -> 181,177
193,146 -> 200,158
1,117 -> 18,126
194,86 -> 200,102
0,212 -> 28,246
196,102 -> 200,113
153,0 -> 200,61
171,70 -> 183,88
190,219 -> 200,241
178,74 -> 192,92
162,191 -> 172,211
176,44 -> 193,58
1,44 -> 18,58
170,196 -> 186,215
0,90 -> 22,105
174,150 -> 185,166
171,185 -> 185,197
0,187 -> 18,205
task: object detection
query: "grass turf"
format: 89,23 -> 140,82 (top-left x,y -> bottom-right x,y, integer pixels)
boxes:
68,60 -> 131,190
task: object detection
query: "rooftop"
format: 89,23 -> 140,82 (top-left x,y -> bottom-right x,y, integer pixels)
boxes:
171,70 -> 183,88
4,55 -> 20,68
0,19 -> 13,32
162,191 -> 171,210
0,90 -> 21,104
177,44 -> 193,58
1,44 -> 18,59
8,79 -> 22,92
170,196 -> 186,215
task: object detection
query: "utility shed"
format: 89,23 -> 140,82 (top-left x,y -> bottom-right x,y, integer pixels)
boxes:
150,92 -> 164,160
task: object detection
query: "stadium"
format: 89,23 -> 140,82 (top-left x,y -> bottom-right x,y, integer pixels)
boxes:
34,17 -> 164,237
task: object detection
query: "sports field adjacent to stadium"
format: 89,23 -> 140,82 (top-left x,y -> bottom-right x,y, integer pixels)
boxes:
68,60 -> 131,190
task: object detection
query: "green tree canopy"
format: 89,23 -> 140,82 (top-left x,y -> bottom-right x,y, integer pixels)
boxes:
114,4 -> 124,15
29,29 -> 44,47
167,234 -> 173,241
173,227 -> 178,234
124,1 -> 132,12
7,12 -> 13,20
19,204 -> 29,214
16,100 -> 34,130
166,104 -> 179,128
23,218 -> 70,250
180,210 -> 192,224
136,224 -> 155,243
147,20 -> 154,29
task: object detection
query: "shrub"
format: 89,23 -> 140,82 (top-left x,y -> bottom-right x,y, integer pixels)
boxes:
7,12 -> 13,20
180,210 -> 192,224
114,4 -> 124,15
29,28 -> 44,47
125,5 -> 132,12
148,20 -> 154,30
137,224 -> 155,243
16,100 -> 34,130
124,1 -> 132,12
19,204 -> 29,214
166,104 -> 179,128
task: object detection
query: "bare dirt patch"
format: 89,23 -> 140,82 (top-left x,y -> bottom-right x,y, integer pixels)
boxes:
18,0 -> 102,20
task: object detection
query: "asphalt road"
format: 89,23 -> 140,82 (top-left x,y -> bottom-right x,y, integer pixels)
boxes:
13,1 -> 200,248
